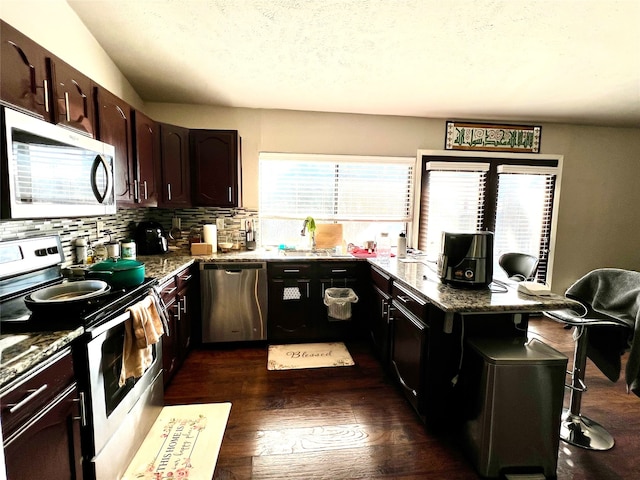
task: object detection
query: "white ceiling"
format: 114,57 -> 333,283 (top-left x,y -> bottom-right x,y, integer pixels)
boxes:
67,0 -> 640,128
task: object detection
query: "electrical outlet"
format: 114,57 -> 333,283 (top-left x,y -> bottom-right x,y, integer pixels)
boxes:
96,221 -> 105,238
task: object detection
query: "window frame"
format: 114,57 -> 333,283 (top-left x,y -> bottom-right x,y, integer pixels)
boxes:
414,149 -> 563,286
259,152 -> 416,247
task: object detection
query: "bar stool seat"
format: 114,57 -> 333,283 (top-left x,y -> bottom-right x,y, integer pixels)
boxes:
545,304 -> 631,450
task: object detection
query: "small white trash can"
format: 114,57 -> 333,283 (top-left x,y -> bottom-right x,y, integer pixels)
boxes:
324,287 -> 358,321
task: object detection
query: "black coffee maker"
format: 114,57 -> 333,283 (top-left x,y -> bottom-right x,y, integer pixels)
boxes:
135,221 -> 169,255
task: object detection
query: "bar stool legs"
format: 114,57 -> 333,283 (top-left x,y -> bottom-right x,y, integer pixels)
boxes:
561,326 -> 615,451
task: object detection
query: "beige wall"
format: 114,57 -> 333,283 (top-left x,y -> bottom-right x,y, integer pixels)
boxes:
3,0 -> 640,294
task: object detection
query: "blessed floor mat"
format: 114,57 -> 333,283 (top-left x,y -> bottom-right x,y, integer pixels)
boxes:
122,402 -> 231,480
267,342 -> 355,370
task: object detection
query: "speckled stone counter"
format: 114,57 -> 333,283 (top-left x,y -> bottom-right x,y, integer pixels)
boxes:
0,327 -> 83,389
369,257 -> 578,314
139,248 -> 577,314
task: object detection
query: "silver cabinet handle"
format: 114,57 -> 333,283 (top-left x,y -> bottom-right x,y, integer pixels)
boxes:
163,286 -> 177,295
73,391 -> 87,427
43,79 -> 49,112
180,295 -> 187,315
228,187 -> 232,203
64,91 -> 71,122
143,181 -> 148,199
8,384 -> 48,413
283,269 -> 300,273
179,274 -> 193,282
167,183 -> 172,201
134,179 -> 139,200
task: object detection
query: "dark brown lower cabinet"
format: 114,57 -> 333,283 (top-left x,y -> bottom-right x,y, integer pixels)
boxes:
389,301 -> 429,417
268,277 -> 315,341
1,348 -> 83,480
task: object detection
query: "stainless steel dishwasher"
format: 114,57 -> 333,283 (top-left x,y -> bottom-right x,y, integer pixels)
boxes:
200,262 -> 268,342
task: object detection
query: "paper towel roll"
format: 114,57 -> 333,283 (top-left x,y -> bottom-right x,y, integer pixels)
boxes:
202,224 -> 217,253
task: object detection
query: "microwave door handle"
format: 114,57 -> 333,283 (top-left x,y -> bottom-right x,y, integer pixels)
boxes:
90,154 -> 113,204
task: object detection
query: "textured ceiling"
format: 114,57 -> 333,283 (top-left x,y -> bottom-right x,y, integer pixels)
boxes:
67,0 -> 640,127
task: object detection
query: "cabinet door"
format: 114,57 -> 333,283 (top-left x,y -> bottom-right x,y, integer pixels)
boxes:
190,129 -> 241,207
390,302 -> 428,415
133,110 -> 159,206
162,296 -> 179,386
176,268 -> 195,362
4,384 -> 83,480
159,124 -> 191,208
371,284 -> 391,365
0,20 -> 51,119
48,56 -> 95,136
268,278 -> 315,341
94,86 -> 135,205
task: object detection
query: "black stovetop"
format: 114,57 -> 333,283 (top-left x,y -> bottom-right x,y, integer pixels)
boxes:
1,278 -> 158,333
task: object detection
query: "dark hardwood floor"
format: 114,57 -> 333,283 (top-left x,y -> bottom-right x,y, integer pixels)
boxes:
164,317 -> 640,479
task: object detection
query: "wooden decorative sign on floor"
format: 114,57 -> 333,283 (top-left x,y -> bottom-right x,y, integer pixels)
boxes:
267,342 -> 355,370
122,402 -> 231,480
445,121 -> 542,153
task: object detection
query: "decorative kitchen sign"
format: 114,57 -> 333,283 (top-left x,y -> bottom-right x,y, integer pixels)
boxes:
445,121 -> 542,153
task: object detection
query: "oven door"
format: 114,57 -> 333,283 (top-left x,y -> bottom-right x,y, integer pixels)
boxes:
85,310 -> 163,465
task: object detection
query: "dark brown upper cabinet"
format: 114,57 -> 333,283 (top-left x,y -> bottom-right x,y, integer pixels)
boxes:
94,86 -> 136,205
190,129 -> 242,208
132,110 -> 159,206
159,123 -> 191,208
48,56 -> 95,137
0,20 -> 51,120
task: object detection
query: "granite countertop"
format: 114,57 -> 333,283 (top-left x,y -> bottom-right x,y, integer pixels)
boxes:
142,247 -> 578,314
370,256 -> 579,314
0,327 -> 83,390
1,248 -> 576,390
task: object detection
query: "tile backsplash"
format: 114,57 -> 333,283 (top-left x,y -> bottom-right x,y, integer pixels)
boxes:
0,206 -> 258,265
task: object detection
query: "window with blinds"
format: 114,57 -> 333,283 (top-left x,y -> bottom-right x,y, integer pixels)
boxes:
418,162 -> 489,258
259,153 -> 414,247
418,155 -> 560,282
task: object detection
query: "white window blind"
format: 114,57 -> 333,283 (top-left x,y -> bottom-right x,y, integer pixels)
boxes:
259,153 -> 414,247
419,162 -> 489,258
494,167 -> 557,279
260,154 -> 414,222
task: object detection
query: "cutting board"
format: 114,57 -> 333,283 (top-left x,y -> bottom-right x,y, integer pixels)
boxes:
314,224 -> 343,248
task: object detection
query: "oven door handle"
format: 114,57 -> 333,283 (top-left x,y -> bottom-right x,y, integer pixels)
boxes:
89,310 -> 131,338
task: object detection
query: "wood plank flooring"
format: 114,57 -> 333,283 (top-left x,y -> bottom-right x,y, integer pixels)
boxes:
164,316 -> 640,479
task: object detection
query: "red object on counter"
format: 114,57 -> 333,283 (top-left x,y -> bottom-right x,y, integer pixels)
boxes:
350,247 -> 395,258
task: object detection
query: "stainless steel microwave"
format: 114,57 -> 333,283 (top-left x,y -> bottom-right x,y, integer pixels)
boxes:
1,107 -> 116,219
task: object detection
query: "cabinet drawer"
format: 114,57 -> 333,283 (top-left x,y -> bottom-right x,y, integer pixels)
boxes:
1,348 -> 75,437
268,262 -> 314,278
316,261 -> 360,278
175,266 -> 194,291
371,265 -> 392,294
158,277 -> 178,304
392,282 -> 428,319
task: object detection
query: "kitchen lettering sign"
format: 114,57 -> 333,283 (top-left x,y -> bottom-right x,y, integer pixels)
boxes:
445,120 -> 542,153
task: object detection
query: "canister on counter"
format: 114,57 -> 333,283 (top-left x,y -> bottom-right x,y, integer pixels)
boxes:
121,239 -> 136,260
